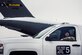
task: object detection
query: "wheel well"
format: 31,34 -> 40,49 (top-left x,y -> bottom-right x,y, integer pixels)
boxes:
9,51 -> 37,55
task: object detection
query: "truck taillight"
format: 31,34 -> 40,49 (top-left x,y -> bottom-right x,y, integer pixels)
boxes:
0,44 -> 3,47
0,44 -> 3,54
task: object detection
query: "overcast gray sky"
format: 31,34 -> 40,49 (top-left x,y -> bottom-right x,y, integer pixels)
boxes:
22,0 -> 82,25
0,0 -> 80,25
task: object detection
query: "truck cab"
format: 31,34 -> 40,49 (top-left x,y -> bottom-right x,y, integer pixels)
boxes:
0,22 -> 81,55
41,23 -> 82,55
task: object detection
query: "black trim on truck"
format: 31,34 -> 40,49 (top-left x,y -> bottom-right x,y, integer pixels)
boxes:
9,51 -> 37,55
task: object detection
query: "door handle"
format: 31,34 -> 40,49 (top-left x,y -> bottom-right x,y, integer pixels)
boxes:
72,44 -> 80,47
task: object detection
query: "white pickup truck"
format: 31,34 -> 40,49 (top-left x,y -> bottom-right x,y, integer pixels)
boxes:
0,20 -> 82,55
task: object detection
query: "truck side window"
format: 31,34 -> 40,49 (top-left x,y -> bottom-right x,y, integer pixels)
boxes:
49,27 -> 76,41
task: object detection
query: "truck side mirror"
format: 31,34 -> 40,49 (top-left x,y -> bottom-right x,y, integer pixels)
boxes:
45,35 -> 58,41
45,37 -> 52,41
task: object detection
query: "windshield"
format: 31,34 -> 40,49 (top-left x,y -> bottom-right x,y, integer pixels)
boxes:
0,0 -> 34,17
0,20 -> 53,38
35,25 -> 54,38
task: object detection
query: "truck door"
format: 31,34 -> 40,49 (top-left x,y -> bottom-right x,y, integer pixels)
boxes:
43,26 -> 81,55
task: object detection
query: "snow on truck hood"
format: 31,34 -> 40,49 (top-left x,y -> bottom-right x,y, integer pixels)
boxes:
0,26 -> 26,38
0,26 -> 41,44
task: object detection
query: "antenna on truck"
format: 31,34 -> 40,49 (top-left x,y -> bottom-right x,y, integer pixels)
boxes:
61,22 -> 69,24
